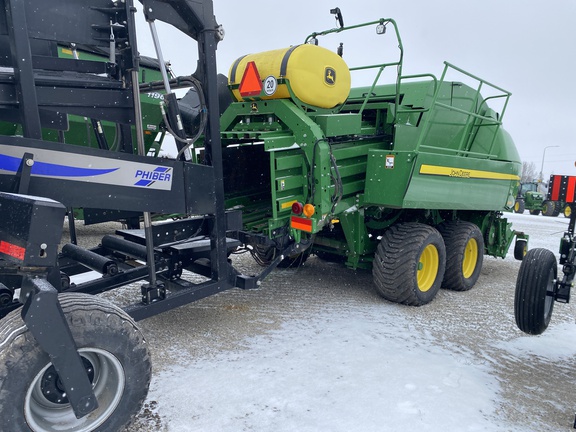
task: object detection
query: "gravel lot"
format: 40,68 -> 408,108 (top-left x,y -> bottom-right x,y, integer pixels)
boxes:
64,213 -> 576,431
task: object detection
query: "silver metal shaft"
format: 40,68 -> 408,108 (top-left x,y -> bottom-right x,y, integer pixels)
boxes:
131,69 -> 157,286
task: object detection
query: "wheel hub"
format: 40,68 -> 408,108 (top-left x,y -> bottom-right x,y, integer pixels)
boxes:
40,357 -> 95,404
26,348 -> 126,432
417,244 -> 439,292
0,287 -> 12,306
462,238 -> 478,279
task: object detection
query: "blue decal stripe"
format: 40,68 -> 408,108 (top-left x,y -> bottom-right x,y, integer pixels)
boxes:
0,154 -> 118,177
154,167 -> 170,173
33,161 -> 118,177
0,154 -> 22,172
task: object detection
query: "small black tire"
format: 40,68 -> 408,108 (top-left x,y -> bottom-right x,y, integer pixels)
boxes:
513,238 -> 528,261
438,221 -> 484,291
373,223 -> 446,306
542,201 -> 556,217
529,209 -> 541,216
514,248 -> 557,335
0,293 -> 151,432
513,199 -> 525,214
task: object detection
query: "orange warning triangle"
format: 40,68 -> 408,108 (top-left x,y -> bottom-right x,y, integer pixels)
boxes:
239,61 -> 262,97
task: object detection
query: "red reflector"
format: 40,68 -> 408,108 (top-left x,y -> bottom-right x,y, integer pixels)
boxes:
291,216 -> 313,233
0,240 -> 25,261
291,202 -> 304,215
551,175 -> 561,201
239,61 -> 262,97
568,177 -> 576,203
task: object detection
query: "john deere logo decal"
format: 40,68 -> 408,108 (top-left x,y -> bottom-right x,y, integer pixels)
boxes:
324,67 -> 336,86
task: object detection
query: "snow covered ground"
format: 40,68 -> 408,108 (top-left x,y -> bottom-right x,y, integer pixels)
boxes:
121,213 -> 576,431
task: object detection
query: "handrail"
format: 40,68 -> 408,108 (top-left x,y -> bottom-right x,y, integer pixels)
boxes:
434,102 -> 502,124
302,20 -> 511,160
414,62 -> 512,157
419,144 -> 498,159
395,73 -> 438,115
305,18 -> 404,121
444,61 -> 511,96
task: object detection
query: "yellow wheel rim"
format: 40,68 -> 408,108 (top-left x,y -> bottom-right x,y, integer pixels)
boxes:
565,206 -> 572,218
462,238 -> 478,279
417,244 -> 439,292
514,202 -> 520,212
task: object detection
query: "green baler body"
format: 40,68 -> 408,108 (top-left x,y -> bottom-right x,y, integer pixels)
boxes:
221,49 -> 521,268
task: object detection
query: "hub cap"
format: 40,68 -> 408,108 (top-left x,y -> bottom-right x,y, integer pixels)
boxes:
462,238 -> 478,279
25,348 -> 125,432
417,244 -> 439,292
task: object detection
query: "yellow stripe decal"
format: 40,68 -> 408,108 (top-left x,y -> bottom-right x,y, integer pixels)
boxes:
419,164 -> 520,181
280,200 -> 297,210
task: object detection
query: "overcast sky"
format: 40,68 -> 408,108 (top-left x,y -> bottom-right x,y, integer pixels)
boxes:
136,0 -> 576,179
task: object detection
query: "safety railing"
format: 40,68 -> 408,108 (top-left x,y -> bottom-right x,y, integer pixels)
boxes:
414,62 -> 511,158
305,18 -> 404,120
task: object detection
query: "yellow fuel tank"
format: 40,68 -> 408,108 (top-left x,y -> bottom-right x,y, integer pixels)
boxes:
228,44 -> 351,109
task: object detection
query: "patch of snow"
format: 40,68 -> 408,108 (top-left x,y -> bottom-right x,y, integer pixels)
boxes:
147,306 -> 521,432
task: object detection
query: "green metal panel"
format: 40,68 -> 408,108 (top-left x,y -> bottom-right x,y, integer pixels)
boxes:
404,153 -> 520,210
311,113 -> 362,137
364,150 -> 415,207
365,149 -> 520,211
339,208 -> 375,269
271,148 -> 307,226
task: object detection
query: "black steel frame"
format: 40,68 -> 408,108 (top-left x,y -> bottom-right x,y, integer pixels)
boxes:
0,0 -> 268,419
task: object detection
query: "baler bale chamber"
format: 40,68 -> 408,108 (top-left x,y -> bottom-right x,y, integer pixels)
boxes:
218,17 -> 526,305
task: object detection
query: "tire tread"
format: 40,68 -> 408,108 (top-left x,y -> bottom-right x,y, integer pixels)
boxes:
514,248 -> 557,334
373,223 -> 445,306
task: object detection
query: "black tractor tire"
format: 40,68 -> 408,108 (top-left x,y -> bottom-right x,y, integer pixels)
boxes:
514,248 -> 557,335
373,223 -> 446,306
513,199 -> 525,214
438,221 -> 484,291
529,209 -> 541,216
542,201 -> 557,217
0,293 -> 151,432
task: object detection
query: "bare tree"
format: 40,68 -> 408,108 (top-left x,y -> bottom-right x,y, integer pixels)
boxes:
521,161 -> 538,183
